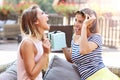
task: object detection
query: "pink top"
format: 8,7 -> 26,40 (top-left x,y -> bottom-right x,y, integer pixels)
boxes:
17,37 -> 43,80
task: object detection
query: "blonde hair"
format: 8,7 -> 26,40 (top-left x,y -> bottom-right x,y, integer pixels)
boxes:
20,5 -> 43,40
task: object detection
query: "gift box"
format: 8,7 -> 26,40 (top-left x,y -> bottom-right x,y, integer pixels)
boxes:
48,31 -> 66,51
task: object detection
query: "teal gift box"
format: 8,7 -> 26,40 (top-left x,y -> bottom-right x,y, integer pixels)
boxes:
48,31 -> 66,51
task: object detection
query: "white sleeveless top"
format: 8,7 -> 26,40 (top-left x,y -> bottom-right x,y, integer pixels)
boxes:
17,37 -> 43,80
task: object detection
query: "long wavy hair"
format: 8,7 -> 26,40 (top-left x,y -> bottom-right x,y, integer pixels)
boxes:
20,5 -> 43,40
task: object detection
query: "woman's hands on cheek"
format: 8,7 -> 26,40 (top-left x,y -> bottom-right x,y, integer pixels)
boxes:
42,38 -> 51,54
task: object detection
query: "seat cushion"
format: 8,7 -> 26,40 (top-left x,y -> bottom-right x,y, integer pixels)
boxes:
0,61 -> 17,80
43,55 -> 81,80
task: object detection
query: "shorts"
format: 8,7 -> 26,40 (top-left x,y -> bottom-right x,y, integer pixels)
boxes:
86,67 -> 120,80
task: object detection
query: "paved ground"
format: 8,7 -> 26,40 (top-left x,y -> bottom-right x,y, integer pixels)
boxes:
0,40 -> 19,51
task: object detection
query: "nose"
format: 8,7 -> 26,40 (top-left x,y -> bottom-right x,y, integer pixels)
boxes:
46,14 -> 49,17
44,12 -> 49,17
74,21 -> 79,27
45,14 -> 49,20
44,11 -> 49,16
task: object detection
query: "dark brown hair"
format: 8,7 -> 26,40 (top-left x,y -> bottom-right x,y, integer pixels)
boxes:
75,8 -> 98,33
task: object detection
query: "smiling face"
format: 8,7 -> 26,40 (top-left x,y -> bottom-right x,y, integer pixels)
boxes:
73,8 -> 98,35
74,13 -> 85,35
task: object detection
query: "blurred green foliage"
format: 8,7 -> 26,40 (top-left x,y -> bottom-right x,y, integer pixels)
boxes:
53,2 -> 79,16
3,0 -> 56,13
35,0 -> 56,13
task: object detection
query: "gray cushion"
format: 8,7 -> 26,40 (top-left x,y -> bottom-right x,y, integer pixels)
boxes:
0,61 -> 17,80
43,55 -> 81,80
0,61 -> 15,73
0,72 -> 17,80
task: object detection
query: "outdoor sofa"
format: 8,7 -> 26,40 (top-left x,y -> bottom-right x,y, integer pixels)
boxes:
0,53 -> 120,80
0,20 -> 21,42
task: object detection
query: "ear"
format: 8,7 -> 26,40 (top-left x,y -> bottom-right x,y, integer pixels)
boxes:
88,24 -> 92,29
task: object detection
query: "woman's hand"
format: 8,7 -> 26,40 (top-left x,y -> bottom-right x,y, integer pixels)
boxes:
83,14 -> 96,28
62,47 -> 73,63
42,38 -> 51,54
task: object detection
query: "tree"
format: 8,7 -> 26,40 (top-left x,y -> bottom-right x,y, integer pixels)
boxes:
5,0 -> 56,13
35,0 -> 56,13
53,0 -> 79,25
5,0 -> 21,5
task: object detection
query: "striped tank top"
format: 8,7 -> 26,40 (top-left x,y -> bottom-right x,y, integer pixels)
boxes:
71,34 -> 105,80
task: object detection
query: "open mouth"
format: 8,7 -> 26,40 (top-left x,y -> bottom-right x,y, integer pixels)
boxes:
46,19 -> 51,26
46,18 -> 51,26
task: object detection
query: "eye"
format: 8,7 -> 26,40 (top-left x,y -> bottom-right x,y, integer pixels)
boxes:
78,20 -> 83,24
41,12 -> 45,15
75,18 -> 77,21
87,16 -> 89,19
41,11 -> 48,15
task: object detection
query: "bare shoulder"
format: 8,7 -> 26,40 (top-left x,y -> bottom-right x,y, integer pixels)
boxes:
21,38 -> 34,47
20,38 -> 37,59
20,38 -> 35,53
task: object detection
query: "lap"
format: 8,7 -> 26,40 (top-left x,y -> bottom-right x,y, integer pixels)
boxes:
87,67 -> 120,80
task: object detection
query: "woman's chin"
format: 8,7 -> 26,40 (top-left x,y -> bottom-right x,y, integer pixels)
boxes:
46,24 -> 50,30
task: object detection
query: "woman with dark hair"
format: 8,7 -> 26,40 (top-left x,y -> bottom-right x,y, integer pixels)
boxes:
63,8 -> 120,80
17,5 -> 51,80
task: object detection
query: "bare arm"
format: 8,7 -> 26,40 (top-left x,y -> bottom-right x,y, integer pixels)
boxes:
80,14 -> 98,55
20,38 -> 50,79
62,47 -> 72,63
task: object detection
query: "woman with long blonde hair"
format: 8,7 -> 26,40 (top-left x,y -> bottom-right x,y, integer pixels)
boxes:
17,5 -> 50,80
